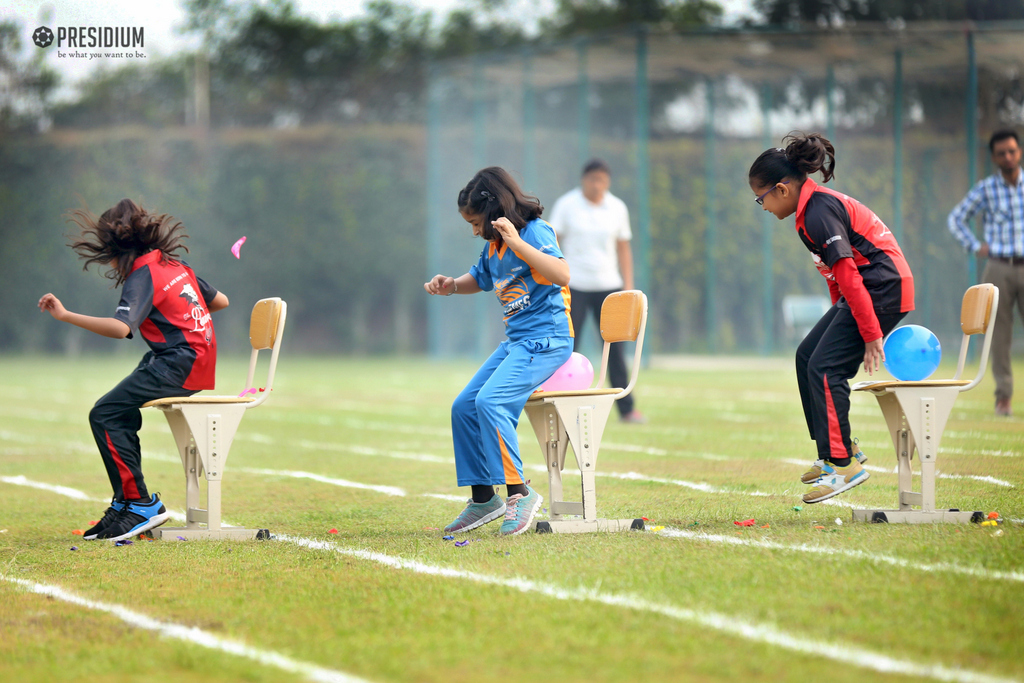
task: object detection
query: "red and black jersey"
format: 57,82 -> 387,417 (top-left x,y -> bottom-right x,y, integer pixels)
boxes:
795,178 -> 915,315
113,250 -> 218,391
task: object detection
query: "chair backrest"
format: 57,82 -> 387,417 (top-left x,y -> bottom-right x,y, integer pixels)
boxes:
953,283 -> 998,391
244,298 -> 287,408
595,290 -> 648,398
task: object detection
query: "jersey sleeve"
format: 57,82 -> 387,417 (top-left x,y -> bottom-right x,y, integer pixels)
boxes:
195,276 -> 219,306
803,194 -> 854,268
113,268 -> 154,340
522,220 -> 564,259
469,247 -> 493,292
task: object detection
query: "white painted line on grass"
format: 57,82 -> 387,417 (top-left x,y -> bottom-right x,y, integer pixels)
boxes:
237,468 -> 407,497
1,475 -> 189,524
421,493 -> 467,503
655,527 -> 1024,583
6,474 -> 1018,587
0,575 -> 372,683
282,535 -> 1019,683
1,475 -> 94,501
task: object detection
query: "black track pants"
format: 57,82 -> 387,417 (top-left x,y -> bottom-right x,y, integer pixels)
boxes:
795,306 -> 905,461
89,355 -> 196,500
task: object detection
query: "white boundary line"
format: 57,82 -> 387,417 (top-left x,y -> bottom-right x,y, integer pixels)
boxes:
0,575 -> 372,683
2,475 -> 1021,682
655,527 -> 1024,583
282,536 -> 1019,683
2,474 -> 1019,585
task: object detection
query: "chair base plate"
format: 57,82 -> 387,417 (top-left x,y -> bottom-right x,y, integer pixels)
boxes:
851,509 -> 984,524
149,527 -> 272,541
533,518 -> 645,533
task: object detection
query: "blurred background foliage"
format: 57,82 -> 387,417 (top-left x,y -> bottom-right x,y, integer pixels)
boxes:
2,0 -> 1023,357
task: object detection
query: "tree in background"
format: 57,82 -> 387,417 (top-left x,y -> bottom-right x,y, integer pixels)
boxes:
0,20 -> 57,135
754,0 -> 1024,26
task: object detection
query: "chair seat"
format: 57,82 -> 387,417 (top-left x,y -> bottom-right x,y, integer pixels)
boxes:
143,395 -> 257,408
853,379 -> 972,391
528,388 -> 622,401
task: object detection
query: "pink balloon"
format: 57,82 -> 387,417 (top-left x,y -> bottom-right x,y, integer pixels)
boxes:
540,352 -> 594,391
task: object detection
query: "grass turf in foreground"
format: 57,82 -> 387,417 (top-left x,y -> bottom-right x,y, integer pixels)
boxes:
0,355 -> 1022,683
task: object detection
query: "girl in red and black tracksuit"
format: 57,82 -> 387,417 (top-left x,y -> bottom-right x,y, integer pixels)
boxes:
748,133 -> 914,504
39,199 -> 229,540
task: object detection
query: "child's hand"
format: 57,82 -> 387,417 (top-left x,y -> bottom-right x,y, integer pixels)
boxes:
38,293 -> 67,320
863,337 -> 884,375
424,274 -> 457,296
491,217 -> 522,249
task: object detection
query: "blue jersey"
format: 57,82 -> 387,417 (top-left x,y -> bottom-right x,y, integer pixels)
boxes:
470,218 -> 574,342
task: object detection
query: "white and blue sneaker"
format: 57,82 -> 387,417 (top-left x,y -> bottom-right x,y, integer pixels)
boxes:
98,493 -> 171,541
803,461 -> 870,504
83,498 -> 125,540
801,439 -> 868,484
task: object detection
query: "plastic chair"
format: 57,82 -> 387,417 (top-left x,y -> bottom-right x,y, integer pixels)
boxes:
523,290 -> 648,533
142,297 -> 287,540
851,284 -> 998,524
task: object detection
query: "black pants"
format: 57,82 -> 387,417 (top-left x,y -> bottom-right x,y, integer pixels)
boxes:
89,354 -> 196,500
796,306 -> 905,461
569,288 -> 634,416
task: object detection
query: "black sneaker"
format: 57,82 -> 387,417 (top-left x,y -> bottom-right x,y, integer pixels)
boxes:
83,498 -> 126,540
97,493 -> 171,542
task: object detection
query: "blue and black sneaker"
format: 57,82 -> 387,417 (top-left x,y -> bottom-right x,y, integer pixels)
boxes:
83,498 -> 126,540
98,493 -> 171,542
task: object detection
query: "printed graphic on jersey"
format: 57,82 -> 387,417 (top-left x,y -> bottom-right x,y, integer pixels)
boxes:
178,282 -> 213,344
497,275 -> 531,320
812,253 -> 836,281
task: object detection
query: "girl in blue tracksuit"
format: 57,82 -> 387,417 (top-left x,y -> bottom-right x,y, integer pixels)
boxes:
424,167 -> 574,536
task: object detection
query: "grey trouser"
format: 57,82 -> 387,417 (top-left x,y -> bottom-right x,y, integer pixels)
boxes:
982,258 -> 1024,401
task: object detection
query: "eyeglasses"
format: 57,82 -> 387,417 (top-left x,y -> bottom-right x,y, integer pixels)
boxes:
755,180 -> 789,205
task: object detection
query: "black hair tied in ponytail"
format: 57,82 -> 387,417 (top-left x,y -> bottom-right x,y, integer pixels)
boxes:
748,131 -> 836,188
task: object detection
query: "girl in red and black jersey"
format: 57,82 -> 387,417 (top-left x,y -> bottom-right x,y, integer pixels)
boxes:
38,199 -> 229,540
749,133 -> 914,504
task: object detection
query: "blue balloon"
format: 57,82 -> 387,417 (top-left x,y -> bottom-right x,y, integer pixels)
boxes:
883,325 -> 941,381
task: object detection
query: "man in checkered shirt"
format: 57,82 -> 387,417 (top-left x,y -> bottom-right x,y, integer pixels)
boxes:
948,129 -> 1024,416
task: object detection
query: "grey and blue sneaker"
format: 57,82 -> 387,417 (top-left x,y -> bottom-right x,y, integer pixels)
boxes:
444,494 -> 506,533
98,493 -> 171,542
499,486 -> 543,536
83,498 -> 125,540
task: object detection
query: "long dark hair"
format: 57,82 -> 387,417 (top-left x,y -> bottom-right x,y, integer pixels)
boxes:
457,167 -> 543,242
748,132 -> 836,188
67,198 -> 190,287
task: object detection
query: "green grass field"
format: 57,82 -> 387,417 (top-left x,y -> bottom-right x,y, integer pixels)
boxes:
1,354 -> 1022,683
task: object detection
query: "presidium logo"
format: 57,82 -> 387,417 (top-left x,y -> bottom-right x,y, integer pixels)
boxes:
32,26 -> 53,48
32,24 -> 145,59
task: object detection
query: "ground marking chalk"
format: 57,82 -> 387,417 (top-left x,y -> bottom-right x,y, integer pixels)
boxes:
0,575 -> 372,683
283,536 -> 1020,683
2,475 -> 1021,682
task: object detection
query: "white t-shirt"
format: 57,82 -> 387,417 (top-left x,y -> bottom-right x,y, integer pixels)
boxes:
548,188 -> 632,292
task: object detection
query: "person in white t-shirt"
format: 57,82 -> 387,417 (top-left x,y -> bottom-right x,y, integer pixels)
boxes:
549,159 -> 645,423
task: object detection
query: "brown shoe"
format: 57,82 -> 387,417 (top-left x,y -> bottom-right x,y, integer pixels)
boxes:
996,399 -> 1012,417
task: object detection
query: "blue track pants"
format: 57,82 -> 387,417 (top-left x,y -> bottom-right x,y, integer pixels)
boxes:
451,337 -> 572,487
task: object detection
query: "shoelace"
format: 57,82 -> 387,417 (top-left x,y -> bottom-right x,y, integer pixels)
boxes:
504,494 -> 524,521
